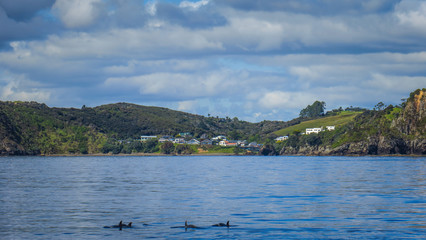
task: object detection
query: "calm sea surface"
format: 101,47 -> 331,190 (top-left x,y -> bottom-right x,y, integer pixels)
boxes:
0,156 -> 425,239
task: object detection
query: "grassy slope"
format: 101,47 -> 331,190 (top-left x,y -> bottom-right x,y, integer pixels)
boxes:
273,111 -> 362,136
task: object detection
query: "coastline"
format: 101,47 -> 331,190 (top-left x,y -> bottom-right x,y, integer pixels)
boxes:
6,152 -> 423,157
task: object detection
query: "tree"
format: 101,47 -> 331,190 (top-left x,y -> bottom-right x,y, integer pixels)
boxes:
228,130 -> 241,140
304,134 -> 322,146
299,101 -> 326,118
160,141 -> 174,154
374,102 -> 385,111
175,144 -> 194,154
286,135 -> 300,148
144,139 -> 159,153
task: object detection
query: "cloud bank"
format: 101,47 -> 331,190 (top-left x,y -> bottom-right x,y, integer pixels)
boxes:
0,0 -> 425,121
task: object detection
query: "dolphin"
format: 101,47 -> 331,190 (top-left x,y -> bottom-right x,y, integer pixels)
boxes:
212,221 -> 230,227
185,220 -> 199,229
104,221 -> 132,230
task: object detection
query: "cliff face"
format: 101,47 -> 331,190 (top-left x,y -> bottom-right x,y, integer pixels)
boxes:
280,135 -> 425,156
393,90 -> 425,136
280,89 -> 426,156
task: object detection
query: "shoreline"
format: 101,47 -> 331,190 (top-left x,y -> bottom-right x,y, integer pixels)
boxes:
2,153 -> 424,157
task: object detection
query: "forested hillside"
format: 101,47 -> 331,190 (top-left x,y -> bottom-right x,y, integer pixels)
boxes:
0,101 -> 290,155
1,89 -> 424,156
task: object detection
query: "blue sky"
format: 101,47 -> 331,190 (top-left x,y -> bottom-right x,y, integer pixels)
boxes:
0,0 -> 425,122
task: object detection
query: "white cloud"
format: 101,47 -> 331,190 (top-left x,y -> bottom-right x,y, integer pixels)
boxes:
2,1 -> 426,121
0,72 -> 51,102
395,0 -> 426,30
366,73 -> 426,92
289,66 -> 319,80
179,0 -> 209,10
178,100 -> 198,112
53,0 -> 102,28
104,70 -> 238,100
258,91 -> 315,110
145,0 -> 157,16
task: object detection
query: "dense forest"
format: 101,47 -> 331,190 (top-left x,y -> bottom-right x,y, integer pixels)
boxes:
0,101 -> 293,155
0,89 -> 425,156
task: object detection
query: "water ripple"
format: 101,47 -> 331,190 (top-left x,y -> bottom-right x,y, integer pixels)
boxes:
0,155 -> 425,239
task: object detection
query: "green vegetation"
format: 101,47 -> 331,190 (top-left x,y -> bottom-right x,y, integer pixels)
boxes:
0,101 -> 280,155
273,111 -> 362,137
0,102 -> 108,155
198,145 -> 238,155
101,139 -> 159,154
1,89 -> 424,156
408,88 -> 426,102
299,101 -> 326,118
278,89 -> 425,155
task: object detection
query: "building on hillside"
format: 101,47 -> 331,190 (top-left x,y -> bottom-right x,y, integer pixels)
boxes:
141,135 -> 157,141
275,136 -> 289,142
187,139 -> 200,145
173,138 -> 185,144
219,140 -> 239,147
241,142 -> 262,152
237,140 -> 248,147
219,140 -> 246,147
305,126 -> 335,135
158,136 -> 173,143
305,128 -> 323,135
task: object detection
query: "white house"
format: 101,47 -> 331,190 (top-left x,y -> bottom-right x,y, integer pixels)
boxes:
140,135 -> 157,141
219,140 -> 238,147
275,136 -> 288,142
237,140 -> 248,147
326,126 -> 335,131
158,136 -> 173,143
306,128 -> 323,135
173,138 -> 185,144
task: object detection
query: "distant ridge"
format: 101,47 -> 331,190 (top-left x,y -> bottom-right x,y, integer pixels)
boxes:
0,101 -> 290,155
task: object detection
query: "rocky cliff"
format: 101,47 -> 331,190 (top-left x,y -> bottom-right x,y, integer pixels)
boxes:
279,89 -> 425,156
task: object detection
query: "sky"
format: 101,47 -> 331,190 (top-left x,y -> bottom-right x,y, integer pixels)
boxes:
0,0 -> 425,122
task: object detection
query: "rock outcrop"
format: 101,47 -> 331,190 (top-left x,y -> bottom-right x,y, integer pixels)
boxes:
280,89 -> 425,156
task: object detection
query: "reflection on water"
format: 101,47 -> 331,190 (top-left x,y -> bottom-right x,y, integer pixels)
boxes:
0,156 -> 425,239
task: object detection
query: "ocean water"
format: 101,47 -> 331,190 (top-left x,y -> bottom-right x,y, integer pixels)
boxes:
0,156 -> 425,239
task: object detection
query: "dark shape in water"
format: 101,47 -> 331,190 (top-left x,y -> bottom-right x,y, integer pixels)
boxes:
104,220 -> 132,230
171,220 -> 200,229
185,220 -> 199,229
212,220 -> 230,227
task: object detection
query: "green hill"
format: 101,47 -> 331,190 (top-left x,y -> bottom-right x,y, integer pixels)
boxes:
273,111 -> 362,136
0,101 -> 289,155
276,89 -> 425,155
